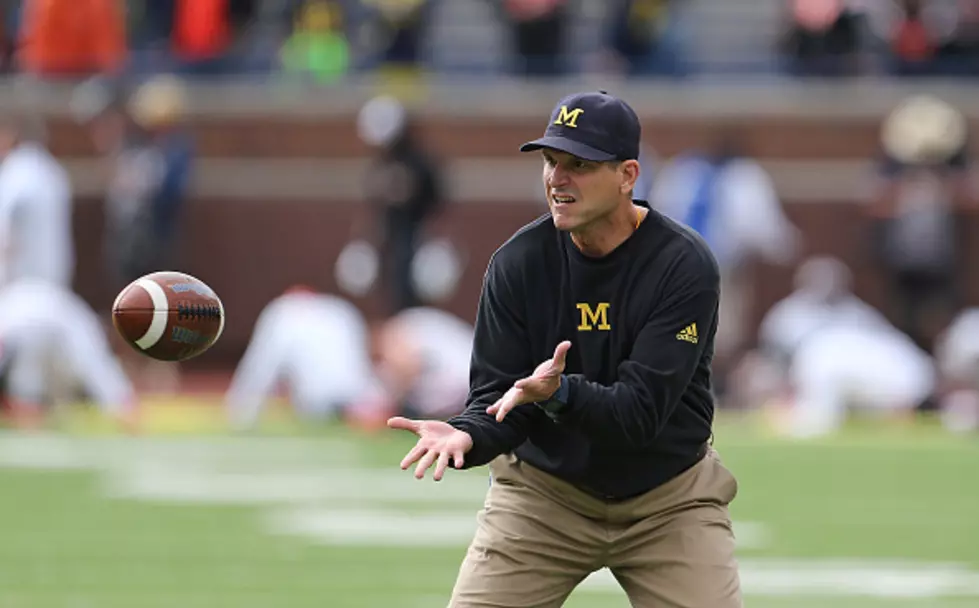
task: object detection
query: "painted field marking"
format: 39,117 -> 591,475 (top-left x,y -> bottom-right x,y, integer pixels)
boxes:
263,507 -> 772,551
576,559 -> 979,599
103,466 -> 492,505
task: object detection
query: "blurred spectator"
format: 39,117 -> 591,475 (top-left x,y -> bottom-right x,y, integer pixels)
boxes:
779,0 -> 862,76
889,0 -> 940,75
280,0 -> 350,83
349,94 -> 444,315
357,0 -> 434,89
127,0 -> 176,71
171,0 -> 233,74
492,0 -> 569,77
225,286 -> 375,430
100,76 -> 194,294
857,0 -> 971,76
652,129 -> 801,396
15,0 -> 126,78
737,257 -> 934,438
127,0 -> 262,76
940,0 -> 979,74
91,75 -> 194,394
604,0 -> 685,77
869,94 -> 974,355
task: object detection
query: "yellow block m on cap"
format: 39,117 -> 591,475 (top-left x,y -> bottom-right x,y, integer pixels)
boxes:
553,105 -> 584,128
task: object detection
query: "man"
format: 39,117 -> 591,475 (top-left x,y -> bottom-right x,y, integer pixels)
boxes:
745,257 -> 933,438
0,110 -> 75,417
388,91 -> 740,607
756,256 -> 892,369
0,279 -> 137,431
870,94 -> 972,355
224,286 -> 375,430
352,94 -> 444,314
100,75 -> 194,395
360,306 -> 474,422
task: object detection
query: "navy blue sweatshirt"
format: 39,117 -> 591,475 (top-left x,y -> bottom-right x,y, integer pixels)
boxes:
447,205 -> 719,499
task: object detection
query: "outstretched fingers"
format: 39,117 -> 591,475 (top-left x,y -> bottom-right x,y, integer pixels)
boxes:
487,389 -> 522,422
414,448 -> 438,479
400,442 -> 428,470
388,416 -> 422,433
434,450 -> 451,481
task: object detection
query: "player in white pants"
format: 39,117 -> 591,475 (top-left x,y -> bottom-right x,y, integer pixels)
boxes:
0,280 -> 136,427
224,288 -> 376,429
740,256 -> 934,437
352,306 -> 474,424
786,324 -> 935,438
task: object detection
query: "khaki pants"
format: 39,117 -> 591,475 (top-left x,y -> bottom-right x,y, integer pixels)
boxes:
448,449 -> 741,608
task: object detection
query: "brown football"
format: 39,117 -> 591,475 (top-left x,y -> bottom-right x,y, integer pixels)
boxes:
112,271 -> 225,362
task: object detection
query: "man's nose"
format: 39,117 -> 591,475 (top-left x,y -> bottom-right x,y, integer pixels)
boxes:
547,164 -> 570,187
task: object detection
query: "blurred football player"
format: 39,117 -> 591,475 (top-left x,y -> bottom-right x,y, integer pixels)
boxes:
784,322 -> 935,438
224,286 -> 375,430
0,109 -> 77,413
0,280 -> 137,430
741,256 -> 935,437
347,306 -> 473,429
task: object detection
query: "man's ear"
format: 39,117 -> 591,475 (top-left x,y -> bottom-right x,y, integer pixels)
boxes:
620,159 -> 640,195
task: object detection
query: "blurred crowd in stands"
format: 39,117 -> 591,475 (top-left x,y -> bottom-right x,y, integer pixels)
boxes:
783,0 -> 979,77
1,1 -> 979,83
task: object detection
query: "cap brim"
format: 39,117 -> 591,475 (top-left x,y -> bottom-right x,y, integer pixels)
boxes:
519,136 -> 617,162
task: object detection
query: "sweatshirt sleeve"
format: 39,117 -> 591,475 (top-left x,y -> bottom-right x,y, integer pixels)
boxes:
555,252 -> 719,449
447,251 -> 544,467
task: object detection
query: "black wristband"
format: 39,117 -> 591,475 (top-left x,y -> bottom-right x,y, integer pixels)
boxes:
536,375 -> 570,420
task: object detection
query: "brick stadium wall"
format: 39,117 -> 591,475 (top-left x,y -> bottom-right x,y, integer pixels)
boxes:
57,113 -> 979,367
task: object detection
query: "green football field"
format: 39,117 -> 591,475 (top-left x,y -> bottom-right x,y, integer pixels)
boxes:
1,402 -> 978,608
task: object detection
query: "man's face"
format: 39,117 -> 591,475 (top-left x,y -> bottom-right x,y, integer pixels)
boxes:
541,149 -> 633,232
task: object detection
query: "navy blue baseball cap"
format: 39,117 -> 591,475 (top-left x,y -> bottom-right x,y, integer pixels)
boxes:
519,91 -> 641,162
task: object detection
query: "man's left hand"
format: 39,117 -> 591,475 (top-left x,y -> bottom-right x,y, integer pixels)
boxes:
487,341 -> 571,422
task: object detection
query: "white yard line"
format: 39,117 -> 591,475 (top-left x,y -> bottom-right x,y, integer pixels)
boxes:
103,466 -> 492,505
263,507 -> 771,551
267,508 -> 482,547
576,560 -> 979,599
0,432 -> 363,470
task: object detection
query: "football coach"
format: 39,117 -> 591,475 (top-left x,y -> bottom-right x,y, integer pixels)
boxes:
388,90 -> 742,608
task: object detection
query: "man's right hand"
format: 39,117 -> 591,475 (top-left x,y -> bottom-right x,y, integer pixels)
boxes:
387,417 -> 474,481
